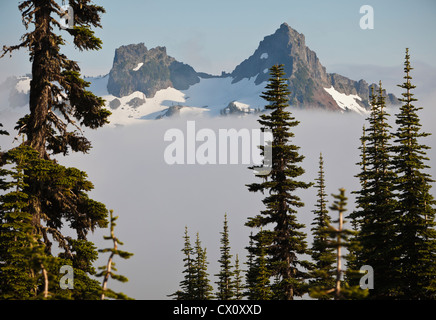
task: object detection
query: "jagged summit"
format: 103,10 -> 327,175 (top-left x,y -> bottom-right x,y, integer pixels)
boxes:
230,23 -> 337,109
107,43 -> 200,98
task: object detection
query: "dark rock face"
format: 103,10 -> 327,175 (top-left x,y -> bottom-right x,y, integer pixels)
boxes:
169,61 -> 200,90
107,43 -> 200,98
126,97 -> 146,108
109,98 -> 121,109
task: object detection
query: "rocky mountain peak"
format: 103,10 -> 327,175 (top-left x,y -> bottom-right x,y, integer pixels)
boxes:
230,23 -> 335,109
107,43 -> 200,98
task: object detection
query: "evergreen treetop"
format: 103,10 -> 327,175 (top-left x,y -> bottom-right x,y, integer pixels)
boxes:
215,213 -> 235,300
309,153 -> 336,300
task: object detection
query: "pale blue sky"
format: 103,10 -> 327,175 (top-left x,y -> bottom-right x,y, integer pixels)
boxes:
1,0 -> 435,80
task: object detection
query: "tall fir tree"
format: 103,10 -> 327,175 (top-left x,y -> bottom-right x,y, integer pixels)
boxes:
309,153 -> 336,299
169,226 -> 197,300
350,84 -> 401,299
1,0 -> 111,252
246,64 -> 312,300
215,213 -> 235,300
0,1 -> 116,299
193,233 -> 214,300
392,48 -> 436,299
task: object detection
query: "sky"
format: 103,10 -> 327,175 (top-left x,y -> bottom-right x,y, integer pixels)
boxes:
0,0 -> 436,300
1,0 -> 436,81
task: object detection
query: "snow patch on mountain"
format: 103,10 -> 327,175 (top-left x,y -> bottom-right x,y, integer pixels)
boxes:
324,86 -> 368,115
232,101 -> 252,112
132,62 -> 144,71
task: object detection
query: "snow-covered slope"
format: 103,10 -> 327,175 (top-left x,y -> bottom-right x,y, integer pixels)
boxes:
1,72 -> 371,129
87,74 -> 267,126
324,86 -> 369,115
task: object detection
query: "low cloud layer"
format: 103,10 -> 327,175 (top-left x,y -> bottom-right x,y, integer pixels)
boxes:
49,104 -> 436,299
1,69 -> 435,299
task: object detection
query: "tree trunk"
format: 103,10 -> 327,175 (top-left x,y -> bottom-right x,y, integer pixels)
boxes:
27,0 -> 52,160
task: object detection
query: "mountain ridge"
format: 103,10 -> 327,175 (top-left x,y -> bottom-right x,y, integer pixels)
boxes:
0,23 -> 401,126
106,23 -> 399,114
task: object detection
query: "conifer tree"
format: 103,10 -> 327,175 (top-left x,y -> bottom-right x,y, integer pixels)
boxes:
309,153 -> 335,299
215,213 -> 235,300
392,48 -> 436,299
246,64 -> 312,300
244,232 -> 257,299
97,210 -> 133,300
170,229 -> 214,300
169,226 -> 196,300
1,0 -> 111,277
350,85 -> 401,299
233,254 -> 244,300
0,2 -> 116,299
193,233 -> 214,300
351,125 -> 369,232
